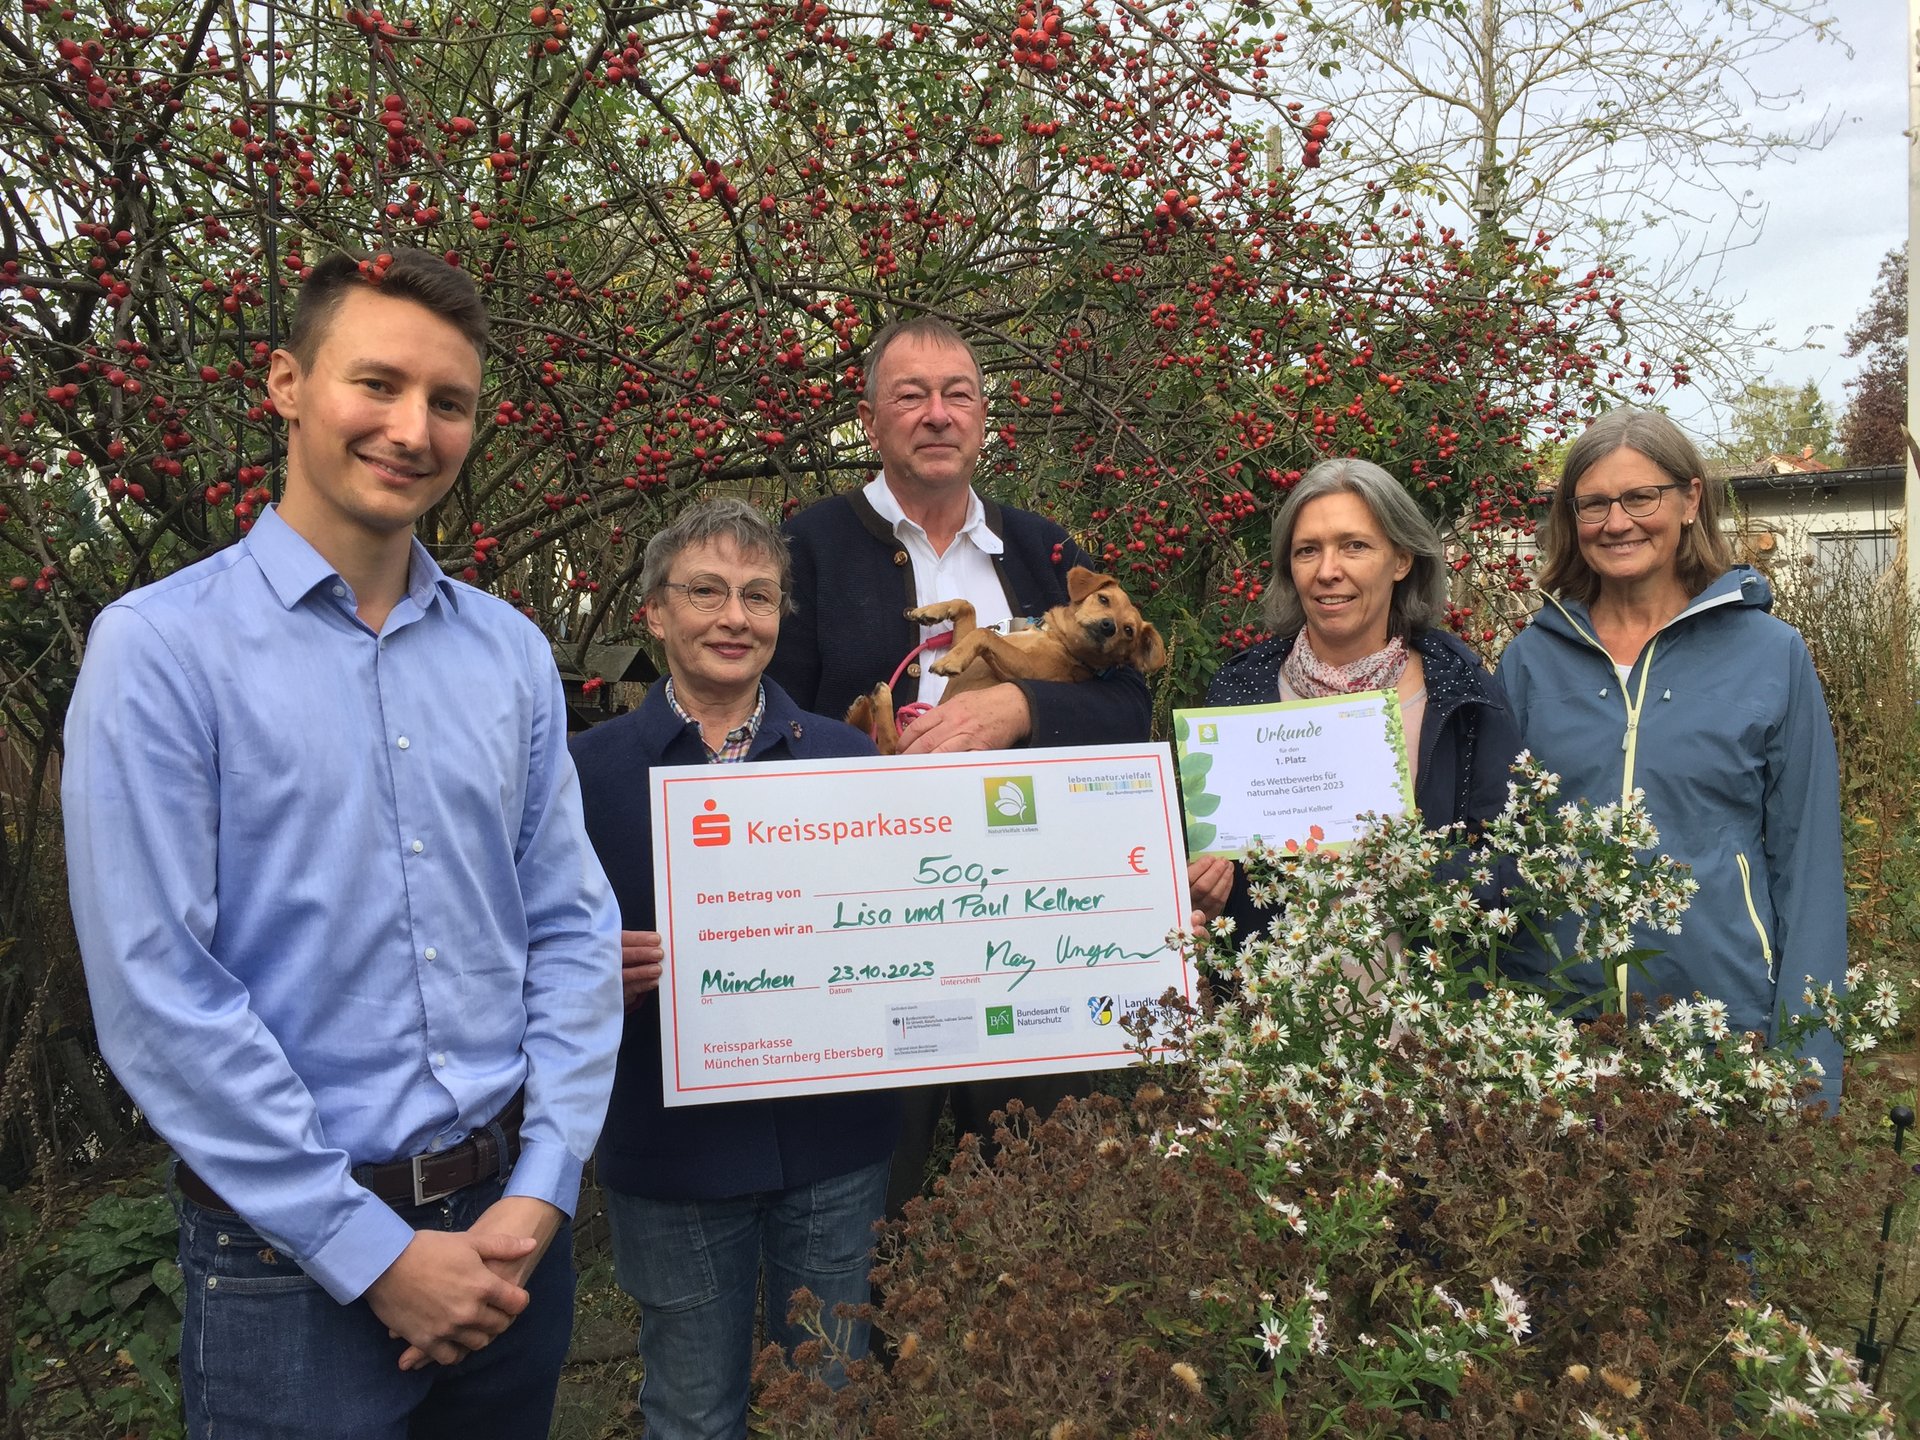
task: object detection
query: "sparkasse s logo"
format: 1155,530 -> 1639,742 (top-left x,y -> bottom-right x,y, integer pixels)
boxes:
691,798 -> 732,847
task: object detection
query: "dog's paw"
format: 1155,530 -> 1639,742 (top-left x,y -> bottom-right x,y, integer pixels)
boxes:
905,601 -> 969,626
928,652 -> 963,677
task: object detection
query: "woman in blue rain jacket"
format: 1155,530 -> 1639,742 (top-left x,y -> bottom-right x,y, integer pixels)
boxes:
1495,408 -> 1846,1102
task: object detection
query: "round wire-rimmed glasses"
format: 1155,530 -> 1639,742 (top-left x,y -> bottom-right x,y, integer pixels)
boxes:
657,577 -> 784,616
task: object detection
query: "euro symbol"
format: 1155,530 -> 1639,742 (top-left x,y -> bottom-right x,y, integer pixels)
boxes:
1126,846 -> 1148,874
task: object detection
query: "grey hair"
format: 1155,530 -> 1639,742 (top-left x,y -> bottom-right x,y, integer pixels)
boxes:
862,316 -> 983,405
638,497 -> 795,614
1263,458 -> 1447,638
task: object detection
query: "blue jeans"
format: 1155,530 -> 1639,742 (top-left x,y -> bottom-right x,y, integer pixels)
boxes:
604,1157 -> 890,1440
175,1174 -> 574,1440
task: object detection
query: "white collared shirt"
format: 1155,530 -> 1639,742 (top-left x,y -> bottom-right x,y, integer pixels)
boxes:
864,475 -> 1012,703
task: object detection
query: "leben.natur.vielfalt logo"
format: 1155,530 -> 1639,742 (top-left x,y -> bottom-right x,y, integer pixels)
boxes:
983,775 -> 1037,831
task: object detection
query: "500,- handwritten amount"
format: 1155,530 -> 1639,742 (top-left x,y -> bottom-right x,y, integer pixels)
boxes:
832,854 -> 1103,929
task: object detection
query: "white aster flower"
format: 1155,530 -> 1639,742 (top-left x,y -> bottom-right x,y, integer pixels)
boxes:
1256,1315 -> 1287,1358
1766,1395 -> 1817,1422
1490,1276 -> 1531,1342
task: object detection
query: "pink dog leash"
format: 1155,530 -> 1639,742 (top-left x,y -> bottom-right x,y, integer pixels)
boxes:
888,630 -> 953,730
879,616 -> 1042,736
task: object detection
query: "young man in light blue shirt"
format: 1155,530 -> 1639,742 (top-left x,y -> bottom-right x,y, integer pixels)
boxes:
62,248 -> 623,1438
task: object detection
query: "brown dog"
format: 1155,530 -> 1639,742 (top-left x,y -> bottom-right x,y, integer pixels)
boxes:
846,566 -> 1167,754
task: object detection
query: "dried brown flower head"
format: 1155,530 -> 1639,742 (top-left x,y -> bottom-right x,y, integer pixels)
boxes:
1600,1367 -> 1641,1399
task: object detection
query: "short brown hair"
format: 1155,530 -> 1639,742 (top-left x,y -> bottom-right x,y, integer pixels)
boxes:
1537,408 -> 1733,605
862,316 -> 982,404
287,248 -> 489,367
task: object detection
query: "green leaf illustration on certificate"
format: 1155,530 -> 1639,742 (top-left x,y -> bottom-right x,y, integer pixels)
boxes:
1172,692 -> 1414,860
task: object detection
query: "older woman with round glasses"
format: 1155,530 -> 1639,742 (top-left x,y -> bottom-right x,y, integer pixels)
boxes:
1494,407 -> 1846,1103
569,498 -> 898,1439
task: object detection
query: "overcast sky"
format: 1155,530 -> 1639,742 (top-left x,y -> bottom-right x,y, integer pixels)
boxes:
1670,0 -> 1908,437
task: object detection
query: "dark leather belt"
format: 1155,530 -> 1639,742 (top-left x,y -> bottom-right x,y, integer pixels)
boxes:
176,1092 -> 523,1213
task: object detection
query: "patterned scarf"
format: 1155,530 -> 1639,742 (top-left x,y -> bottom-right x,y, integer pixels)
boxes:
1280,629 -> 1408,698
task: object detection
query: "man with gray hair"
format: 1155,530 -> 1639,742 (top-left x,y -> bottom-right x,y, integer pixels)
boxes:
768,317 -> 1153,1213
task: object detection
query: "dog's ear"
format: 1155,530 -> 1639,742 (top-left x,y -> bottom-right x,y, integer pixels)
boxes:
1133,622 -> 1168,675
1066,566 -> 1112,602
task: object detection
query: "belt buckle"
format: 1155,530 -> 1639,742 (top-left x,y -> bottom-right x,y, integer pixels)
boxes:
410,1154 -> 458,1208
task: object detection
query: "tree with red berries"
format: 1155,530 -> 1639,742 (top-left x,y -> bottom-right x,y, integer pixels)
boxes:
0,0 -> 1649,1185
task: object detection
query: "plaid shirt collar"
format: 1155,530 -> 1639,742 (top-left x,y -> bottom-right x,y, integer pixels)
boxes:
664,678 -> 765,763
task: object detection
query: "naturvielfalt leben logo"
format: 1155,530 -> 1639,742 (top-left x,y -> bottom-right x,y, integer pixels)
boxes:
983,775 -> 1037,830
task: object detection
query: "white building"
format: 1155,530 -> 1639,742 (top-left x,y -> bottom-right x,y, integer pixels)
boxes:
1722,454 -> 1905,586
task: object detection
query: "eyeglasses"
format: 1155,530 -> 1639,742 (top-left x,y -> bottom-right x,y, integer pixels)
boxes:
658,577 -> 783,616
1571,482 -> 1687,525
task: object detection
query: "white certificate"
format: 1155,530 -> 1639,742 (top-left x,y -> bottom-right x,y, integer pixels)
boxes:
649,745 -> 1194,1106
1173,693 -> 1412,859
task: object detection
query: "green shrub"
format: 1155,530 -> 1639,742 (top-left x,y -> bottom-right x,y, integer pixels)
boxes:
5,1168 -> 183,1439
757,764 -> 1911,1438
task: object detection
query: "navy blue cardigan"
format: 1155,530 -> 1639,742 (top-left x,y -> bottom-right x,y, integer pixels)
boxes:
768,490 -> 1151,746
569,679 -> 902,1200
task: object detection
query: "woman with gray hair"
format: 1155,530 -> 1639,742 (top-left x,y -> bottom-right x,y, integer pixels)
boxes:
1190,458 -> 1521,921
569,497 -> 899,1438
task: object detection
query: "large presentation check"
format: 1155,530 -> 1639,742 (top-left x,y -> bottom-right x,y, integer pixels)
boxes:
649,745 -> 1194,1106
1173,693 -> 1412,860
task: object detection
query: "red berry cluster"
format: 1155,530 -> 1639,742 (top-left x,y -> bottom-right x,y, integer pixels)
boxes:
1011,2 -> 1072,69
527,4 -> 572,56
1302,109 -> 1332,168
